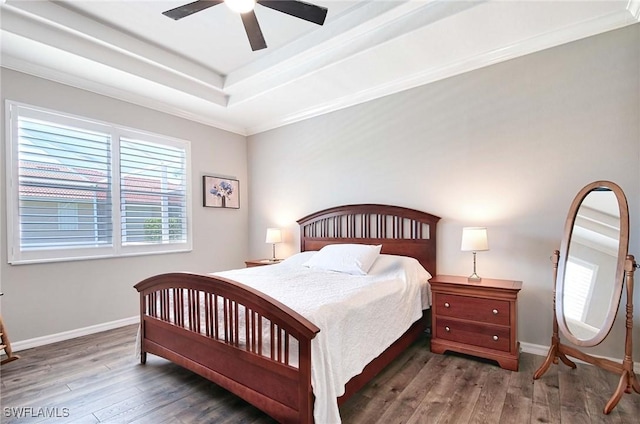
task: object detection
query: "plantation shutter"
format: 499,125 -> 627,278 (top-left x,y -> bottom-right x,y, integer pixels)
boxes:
8,101 -> 191,264
119,137 -> 187,245
17,116 -> 112,250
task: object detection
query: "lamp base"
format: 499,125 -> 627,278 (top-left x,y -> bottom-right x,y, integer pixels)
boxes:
468,251 -> 482,282
467,273 -> 482,282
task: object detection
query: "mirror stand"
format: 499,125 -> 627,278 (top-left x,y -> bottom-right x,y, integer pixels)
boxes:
534,250 -> 640,413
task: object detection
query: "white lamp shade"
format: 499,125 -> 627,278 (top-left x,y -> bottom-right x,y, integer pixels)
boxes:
265,228 -> 282,244
461,227 -> 489,252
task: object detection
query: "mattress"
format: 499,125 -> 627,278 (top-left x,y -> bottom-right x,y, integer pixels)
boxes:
213,252 -> 432,424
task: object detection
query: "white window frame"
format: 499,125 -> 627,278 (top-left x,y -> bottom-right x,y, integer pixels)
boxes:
5,100 -> 192,264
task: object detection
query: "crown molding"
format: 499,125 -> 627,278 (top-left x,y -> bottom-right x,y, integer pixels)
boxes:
245,4 -> 640,135
1,54 -> 247,136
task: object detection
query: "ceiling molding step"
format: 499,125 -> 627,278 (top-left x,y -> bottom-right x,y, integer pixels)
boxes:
225,0 -> 482,106
1,29 -> 228,109
245,6 -> 639,136
224,0 -> 426,88
1,1 -> 226,94
1,54 -> 245,137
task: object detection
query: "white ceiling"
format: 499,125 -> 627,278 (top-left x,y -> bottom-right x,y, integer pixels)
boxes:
1,0 -> 639,136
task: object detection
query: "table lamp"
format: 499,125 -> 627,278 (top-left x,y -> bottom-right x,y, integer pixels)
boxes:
461,227 -> 489,282
265,228 -> 282,261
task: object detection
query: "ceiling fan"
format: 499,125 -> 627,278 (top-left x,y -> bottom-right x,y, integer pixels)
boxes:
162,0 -> 328,51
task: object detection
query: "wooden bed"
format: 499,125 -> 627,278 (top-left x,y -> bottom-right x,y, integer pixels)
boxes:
134,204 -> 439,423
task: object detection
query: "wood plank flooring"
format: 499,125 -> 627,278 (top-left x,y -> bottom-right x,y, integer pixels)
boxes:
1,325 -> 639,423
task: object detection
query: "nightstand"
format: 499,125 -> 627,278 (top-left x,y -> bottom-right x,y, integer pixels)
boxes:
244,259 -> 282,268
429,274 -> 522,371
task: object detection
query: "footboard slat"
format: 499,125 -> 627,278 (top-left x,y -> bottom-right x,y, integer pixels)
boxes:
234,298 -> 240,347
135,272 -> 320,424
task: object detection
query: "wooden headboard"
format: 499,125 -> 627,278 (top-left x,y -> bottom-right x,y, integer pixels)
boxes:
297,204 -> 440,276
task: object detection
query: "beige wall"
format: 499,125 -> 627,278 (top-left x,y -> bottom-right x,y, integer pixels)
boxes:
247,24 -> 640,360
0,69 -> 249,342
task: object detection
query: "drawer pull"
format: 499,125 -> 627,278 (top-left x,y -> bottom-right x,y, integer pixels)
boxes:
492,309 -> 499,315
445,326 -> 450,332
492,335 -> 499,341
444,302 -> 450,308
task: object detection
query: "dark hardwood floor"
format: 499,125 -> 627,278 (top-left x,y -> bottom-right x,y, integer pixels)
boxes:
1,324 -> 638,423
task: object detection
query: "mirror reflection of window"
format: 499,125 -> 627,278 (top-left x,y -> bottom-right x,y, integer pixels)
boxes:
564,257 -> 599,340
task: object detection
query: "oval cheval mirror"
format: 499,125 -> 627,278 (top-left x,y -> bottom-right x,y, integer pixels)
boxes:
533,181 -> 640,413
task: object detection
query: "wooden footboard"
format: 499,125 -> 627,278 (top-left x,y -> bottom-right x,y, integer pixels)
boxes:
135,272 -> 320,424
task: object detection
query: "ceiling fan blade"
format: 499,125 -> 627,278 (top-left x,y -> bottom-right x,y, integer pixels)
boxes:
162,0 -> 224,20
241,11 -> 267,51
259,0 -> 328,25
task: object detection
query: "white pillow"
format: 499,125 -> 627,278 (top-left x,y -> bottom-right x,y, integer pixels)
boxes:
302,244 -> 382,275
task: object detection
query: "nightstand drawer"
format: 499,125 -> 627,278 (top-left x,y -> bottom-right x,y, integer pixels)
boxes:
435,318 -> 511,352
434,294 -> 510,326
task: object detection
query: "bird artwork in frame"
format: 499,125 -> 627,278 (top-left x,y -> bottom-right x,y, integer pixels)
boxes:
203,175 -> 239,209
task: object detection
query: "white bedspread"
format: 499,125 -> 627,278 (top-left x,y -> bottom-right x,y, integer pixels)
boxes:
213,253 -> 431,424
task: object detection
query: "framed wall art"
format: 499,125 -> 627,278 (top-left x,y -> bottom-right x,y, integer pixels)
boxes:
203,175 -> 239,209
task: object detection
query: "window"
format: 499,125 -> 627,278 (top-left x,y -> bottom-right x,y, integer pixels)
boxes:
5,101 -> 191,264
119,137 -> 188,245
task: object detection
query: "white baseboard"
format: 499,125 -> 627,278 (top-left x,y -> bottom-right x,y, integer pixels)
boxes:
520,341 -> 553,357
520,341 -> 640,374
11,316 -> 139,352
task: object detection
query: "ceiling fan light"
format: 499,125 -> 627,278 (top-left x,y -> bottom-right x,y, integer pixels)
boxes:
225,0 -> 256,14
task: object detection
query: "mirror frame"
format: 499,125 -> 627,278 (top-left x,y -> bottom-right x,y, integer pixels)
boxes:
556,180 -> 629,347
